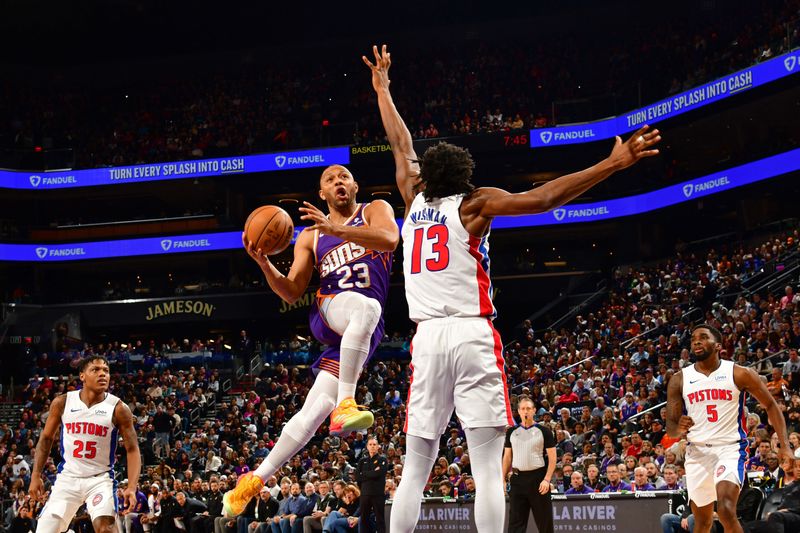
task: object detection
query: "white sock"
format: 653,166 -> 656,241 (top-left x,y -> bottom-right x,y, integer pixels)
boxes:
252,371 -> 338,481
337,344 -> 369,403
464,426 -> 506,533
389,434 -> 439,533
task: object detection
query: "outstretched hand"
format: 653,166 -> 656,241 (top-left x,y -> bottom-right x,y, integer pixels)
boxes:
607,125 -> 661,171
299,201 -> 339,236
362,44 -> 391,92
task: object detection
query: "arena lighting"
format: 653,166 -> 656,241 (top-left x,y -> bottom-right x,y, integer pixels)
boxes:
2,147 -> 799,262
530,49 -> 800,147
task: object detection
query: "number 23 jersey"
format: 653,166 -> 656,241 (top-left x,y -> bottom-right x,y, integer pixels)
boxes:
314,203 -> 392,306
401,193 -> 496,323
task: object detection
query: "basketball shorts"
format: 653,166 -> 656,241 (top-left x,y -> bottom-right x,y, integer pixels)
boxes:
685,440 -> 748,507
404,316 -> 513,439
308,295 -> 384,379
39,472 -> 117,529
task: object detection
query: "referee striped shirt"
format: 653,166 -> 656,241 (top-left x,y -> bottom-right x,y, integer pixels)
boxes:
504,423 -> 556,471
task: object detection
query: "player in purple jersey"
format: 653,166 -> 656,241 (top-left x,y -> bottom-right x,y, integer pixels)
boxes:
223,164 -> 399,517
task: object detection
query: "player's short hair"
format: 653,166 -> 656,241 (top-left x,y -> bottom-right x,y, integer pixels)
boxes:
320,165 -> 351,186
414,142 -> 475,201
517,395 -> 534,407
78,355 -> 109,373
691,323 -> 722,343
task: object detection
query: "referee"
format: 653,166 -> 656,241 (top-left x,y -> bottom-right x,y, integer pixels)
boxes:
503,395 -> 557,533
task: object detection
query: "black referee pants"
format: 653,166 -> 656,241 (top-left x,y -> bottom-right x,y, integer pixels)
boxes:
508,469 -> 553,533
359,493 -> 386,533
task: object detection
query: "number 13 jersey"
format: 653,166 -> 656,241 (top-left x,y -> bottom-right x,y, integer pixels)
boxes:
681,359 -> 747,445
401,193 -> 496,323
59,390 -> 120,477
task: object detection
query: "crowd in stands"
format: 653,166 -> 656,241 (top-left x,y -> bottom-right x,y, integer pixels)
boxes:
0,227 -> 798,531
3,1 -> 798,168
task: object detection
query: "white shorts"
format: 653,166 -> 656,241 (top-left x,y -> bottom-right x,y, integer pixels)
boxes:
38,472 -> 117,530
685,441 -> 748,507
404,317 -> 513,439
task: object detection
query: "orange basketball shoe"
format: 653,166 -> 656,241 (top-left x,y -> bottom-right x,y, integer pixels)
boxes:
329,397 -> 374,435
222,472 -> 264,517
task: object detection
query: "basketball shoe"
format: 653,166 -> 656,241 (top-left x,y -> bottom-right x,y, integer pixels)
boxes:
329,397 -> 374,435
222,473 -> 264,517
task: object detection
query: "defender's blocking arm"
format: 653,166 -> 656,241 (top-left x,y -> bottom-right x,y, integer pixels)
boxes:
363,44 -> 420,211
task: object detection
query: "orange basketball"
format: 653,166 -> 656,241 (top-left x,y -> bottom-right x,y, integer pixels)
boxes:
244,205 -> 294,255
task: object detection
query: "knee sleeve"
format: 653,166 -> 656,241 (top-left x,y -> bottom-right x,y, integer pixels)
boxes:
464,427 -> 506,533
390,435 -> 439,533
324,292 -> 381,348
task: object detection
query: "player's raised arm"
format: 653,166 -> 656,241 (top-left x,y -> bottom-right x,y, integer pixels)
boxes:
476,126 -> 661,218
363,44 -> 420,213
243,229 -> 315,305
114,401 -> 141,514
299,200 -> 399,252
665,371 -> 693,438
735,365 -> 793,463
30,394 -> 65,500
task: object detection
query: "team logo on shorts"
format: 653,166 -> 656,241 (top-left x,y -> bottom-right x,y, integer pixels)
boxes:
92,494 -> 103,506
716,465 -> 726,477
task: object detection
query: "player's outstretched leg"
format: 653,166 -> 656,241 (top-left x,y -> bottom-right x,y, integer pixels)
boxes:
321,292 -> 381,434
222,371 -> 338,517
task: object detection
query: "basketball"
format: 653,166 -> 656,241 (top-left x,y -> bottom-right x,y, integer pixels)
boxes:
244,205 -> 294,255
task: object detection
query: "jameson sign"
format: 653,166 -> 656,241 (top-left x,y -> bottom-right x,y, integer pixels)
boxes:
384,492 -> 681,532
145,299 -> 216,321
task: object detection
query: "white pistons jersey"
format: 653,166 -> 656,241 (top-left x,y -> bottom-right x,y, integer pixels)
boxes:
401,193 -> 495,322
59,390 -> 120,477
681,359 -> 747,445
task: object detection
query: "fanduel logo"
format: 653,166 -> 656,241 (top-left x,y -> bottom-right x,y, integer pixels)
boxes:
29,175 -> 41,187
682,176 -> 730,199
161,240 -> 172,251
553,209 -> 566,221
785,56 -> 797,72
540,131 -> 553,144
275,156 -> 287,168
35,247 -> 48,258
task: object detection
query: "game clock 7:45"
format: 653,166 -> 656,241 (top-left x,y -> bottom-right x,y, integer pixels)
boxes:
503,133 -> 529,148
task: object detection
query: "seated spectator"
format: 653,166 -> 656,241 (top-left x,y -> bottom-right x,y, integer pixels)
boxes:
321,484 -> 360,533
631,467 -> 657,491
602,464 -> 631,493
565,472 -> 594,494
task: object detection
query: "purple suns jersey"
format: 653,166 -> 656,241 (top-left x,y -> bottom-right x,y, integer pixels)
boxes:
308,203 -> 392,377
314,203 -> 392,304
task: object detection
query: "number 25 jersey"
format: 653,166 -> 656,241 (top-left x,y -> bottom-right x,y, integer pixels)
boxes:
401,193 -> 496,323
59,390 -> 120,477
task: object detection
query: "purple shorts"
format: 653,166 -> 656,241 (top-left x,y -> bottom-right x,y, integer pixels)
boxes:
309,298 -> 384,379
